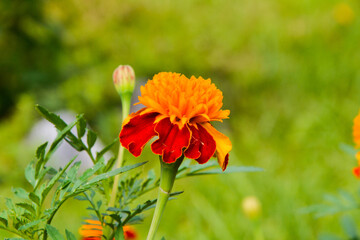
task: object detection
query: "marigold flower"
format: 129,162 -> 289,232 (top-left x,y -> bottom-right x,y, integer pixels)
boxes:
79,220 -> 137,240
353,166 -> 360,179
353,112 -> 360,148
120,72 -> 232,170
352,112 -> 360,179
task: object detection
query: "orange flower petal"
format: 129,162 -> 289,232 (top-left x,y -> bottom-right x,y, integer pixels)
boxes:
138,72 -> 229,125
123,225 -> 138,239
84,220 -> 102,225
202,122 -> 232,171
353,111 -> 360,148
79,220 -> 137,240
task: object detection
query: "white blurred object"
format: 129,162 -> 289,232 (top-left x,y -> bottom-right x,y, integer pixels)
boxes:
27,110 -> 112,172
241,195 -> 262,219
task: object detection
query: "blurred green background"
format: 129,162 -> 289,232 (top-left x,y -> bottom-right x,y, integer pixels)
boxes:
1,0 -> 360,239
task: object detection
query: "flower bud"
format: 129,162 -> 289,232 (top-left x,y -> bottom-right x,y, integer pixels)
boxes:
242,196 -> 261,219
113,65 -> 135,98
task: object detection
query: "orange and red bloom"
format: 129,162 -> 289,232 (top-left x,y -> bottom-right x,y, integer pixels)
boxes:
120,72 -> 232,170
79,220 -> 137,240
353,112 -> 360,178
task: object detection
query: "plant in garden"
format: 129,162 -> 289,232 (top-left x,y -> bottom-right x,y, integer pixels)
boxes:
119,72 -> 233,239
304,110 -> 360,240
0,65 -> 262,240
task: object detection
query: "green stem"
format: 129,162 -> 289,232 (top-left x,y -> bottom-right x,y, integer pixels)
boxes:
108,96 -> 130,208
104,97 -> 131,239
146,156 -> 183,240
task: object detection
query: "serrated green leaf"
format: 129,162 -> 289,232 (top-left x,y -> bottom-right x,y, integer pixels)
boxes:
29,192 -> 40,206
110,214 -> 122,223
188,160 -> 218,174
65,229 -> 76,240
85,161 -> 147,186
87,130 -> 97,149
341,216 -> 358,238
45,224 -> 65,240
74,195 -> 87,201
37,106 -> 85,153
41,156 -> 77,202
36,166 -> 58,190
49,118 -> 80,153
103,157 -> 117,172
18,219 -> 42,230
35,142 -> 48,176
22,212 -> 33,220
5,198 -> 14,210
66,161 -> 81,181
36,105 -> 67,130
96,138 -> 117,161
16,203 -> 36,215
188,166 -> 264,176
65,138 -> 85,152
0,217 -> 8,227
25,163 -> 36,187
79,158 -> 105,182
76,116 -> 86,138
36,142 -> 48,159
96,200 -> 102,209
12,187 -> 29,200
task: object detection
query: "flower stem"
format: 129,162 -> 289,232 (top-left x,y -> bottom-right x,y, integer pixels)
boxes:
109,96 -> 130,207
103,97 -> 131,239
146,156 -> 183,240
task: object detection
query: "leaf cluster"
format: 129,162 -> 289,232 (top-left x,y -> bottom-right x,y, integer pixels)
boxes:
0,106 -> 145,239
0,105 -> 263,239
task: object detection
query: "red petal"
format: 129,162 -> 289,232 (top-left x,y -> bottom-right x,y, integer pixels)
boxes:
151,118 -> 191,163
353,166 -> 360,179
185,124 -> 216,164
223,153 -> 229,170
120,112 -> 158,157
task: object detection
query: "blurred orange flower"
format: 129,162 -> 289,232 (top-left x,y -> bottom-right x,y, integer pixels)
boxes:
352,112 -> 360,178
353,112 -> 360,148
79,220 -> 137,240
120,72 -> 232,170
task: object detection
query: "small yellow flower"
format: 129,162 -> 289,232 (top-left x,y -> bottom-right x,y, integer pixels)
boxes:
333,3 -> 355,25
242,196 -> 262,219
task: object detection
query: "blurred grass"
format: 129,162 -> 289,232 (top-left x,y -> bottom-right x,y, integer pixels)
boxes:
1,0 -> 360,239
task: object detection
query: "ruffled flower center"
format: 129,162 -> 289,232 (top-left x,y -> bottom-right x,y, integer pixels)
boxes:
138,72 -> 229,128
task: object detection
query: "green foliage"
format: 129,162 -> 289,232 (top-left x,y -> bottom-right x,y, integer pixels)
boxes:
0,106 -> 146,239
0,106 -> 261,239
318,216 -> 360,240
